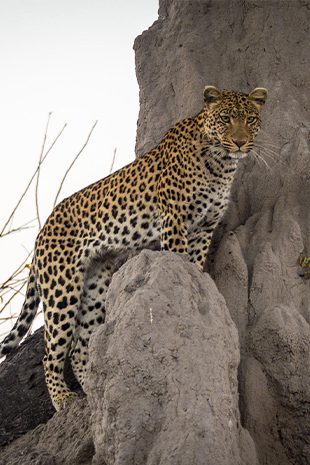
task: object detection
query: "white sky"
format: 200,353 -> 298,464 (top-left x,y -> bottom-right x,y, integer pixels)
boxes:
0,0 -> 158,334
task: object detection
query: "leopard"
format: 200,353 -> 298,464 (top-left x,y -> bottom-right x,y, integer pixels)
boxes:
0,85 -> 267,411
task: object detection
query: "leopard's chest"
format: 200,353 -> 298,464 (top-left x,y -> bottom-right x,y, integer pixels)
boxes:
187,180 -> 232,232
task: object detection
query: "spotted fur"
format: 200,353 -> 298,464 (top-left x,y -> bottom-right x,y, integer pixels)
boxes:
0,86 -> 267,410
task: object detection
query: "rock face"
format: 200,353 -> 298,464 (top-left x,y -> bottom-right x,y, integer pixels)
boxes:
134,1 -> 310,464
0,328 -> 54,447
85,250 -> 256,465
0,399 -> 93,465
0,328 -> 80,448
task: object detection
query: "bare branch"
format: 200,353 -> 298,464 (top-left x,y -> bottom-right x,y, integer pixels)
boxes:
41,122 -> 67,164
0,316 -> 19,321
0,120 -> 67,237
35,112 -> 52,230
0,250 -> 32,291
53,120 -> 98,207
0,281 -> 27,318
109,147 -> 117,174
0,218 -> 36,239
0,118 -> 98,335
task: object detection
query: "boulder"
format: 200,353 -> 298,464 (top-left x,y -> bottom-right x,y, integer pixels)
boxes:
0,399 -> 93,465
85,250 -> 256,465
0,328 -> 54,447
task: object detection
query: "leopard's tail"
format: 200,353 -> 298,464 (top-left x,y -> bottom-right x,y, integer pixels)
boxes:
0,256 -> 40,358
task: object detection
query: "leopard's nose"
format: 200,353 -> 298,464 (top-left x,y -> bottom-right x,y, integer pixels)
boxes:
232,138 -> 247,148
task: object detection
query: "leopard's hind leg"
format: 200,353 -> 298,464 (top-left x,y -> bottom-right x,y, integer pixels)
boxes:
41,268 -> 85,411
70,261 -> 114,388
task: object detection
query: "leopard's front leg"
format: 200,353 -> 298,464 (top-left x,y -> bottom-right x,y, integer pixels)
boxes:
161,208 -> 188,254
188,229 -> 213,271
158,161 -> 189,255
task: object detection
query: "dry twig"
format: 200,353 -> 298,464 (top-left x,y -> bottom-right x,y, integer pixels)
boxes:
35,112 -> 52,230
109,147 -> 117,174
0,119 -> 67,238
0,116 -> 97,336
53,120 -> 98,207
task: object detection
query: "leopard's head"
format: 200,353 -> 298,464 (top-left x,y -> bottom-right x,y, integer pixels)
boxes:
202,86 -> 267,159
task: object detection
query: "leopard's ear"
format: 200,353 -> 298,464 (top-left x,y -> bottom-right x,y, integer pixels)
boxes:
248,88 -> 268,108
204,86 -> 222,104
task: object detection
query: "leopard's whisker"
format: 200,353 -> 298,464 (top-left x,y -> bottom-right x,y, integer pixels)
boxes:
253,146 -> 287,168
256,140 -> 280,149
251,149 -> 270,171
254,147 -> 278,160
254,144 -> 283,160
251,150 -> 264,169
253,152 -> 268,171
254,142 -> 281,154
260,150 -> 281,162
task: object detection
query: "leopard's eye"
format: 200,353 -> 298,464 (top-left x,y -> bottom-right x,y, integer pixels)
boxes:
220,115 -> 230,124
247,116 -> 257,124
